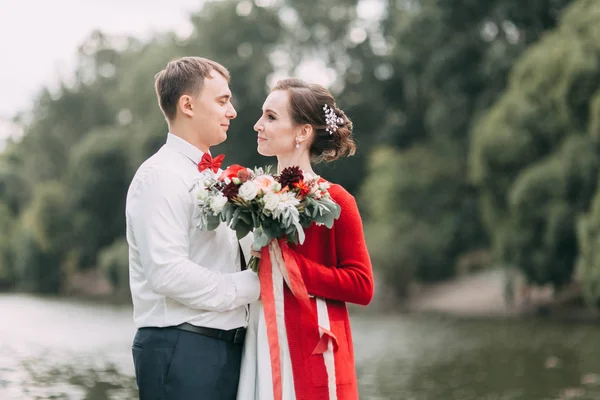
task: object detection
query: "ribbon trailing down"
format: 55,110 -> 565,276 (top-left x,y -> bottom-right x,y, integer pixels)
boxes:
258,240 -> 339,400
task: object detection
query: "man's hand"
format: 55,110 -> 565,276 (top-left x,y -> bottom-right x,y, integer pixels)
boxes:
251,250 -> 261,259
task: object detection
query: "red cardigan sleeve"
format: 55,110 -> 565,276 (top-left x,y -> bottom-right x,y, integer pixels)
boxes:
291,185 -> 374,306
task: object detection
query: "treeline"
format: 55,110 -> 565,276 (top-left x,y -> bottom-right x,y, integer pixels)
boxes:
3,0 -> 600,308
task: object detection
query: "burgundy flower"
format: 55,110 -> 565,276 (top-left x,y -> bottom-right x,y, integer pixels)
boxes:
222,182 -> 240,200
278,166 -> 303,189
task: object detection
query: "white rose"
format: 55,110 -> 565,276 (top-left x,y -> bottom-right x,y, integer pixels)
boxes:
318,181 -> 331,191
239,181 -> 258,201
303,172 -> 316,181
210,194 -> 228,214
308,181 -> 319,195
263,193 -> 279,212
196,188 -> 209,202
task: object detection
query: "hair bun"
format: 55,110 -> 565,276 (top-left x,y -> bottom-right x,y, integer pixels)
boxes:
319,105 -> 355,163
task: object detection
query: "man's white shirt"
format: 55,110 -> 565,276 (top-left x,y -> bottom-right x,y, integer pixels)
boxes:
126,133 -> 260,330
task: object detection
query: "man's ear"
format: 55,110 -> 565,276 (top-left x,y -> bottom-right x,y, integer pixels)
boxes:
178,95 -> 194,118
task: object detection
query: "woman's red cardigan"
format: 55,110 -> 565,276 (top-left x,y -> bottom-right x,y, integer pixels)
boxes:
285,183 -> 374,400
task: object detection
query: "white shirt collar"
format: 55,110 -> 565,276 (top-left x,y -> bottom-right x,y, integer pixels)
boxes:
165,132 -> 205,165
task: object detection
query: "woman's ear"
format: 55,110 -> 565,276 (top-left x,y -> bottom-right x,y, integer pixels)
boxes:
297,124 -> 314,143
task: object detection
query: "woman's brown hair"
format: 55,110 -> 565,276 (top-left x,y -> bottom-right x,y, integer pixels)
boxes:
272,78 -> 356,163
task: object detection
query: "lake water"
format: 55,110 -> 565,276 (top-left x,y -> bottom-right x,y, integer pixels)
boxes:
1,294 -> 600,399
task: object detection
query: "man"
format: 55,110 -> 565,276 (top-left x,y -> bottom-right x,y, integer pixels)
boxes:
126,56 -> 260,399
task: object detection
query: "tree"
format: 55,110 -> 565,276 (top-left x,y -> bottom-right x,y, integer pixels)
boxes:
361,0 -> 573,294
361,147 -> 462,295
12,182 -> 70,293
98,238 -> 130,298
577,184 -> 600,307
0,158 -> 31,216
471,0 -> 600,288
0,203 -> 15,287
66,129 -> 132,268
501,135 -> 598,287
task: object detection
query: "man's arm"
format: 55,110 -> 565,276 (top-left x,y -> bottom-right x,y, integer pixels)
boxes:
128,169 -> 259,311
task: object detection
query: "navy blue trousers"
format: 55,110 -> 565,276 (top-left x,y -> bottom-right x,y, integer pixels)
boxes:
132,326 -> 242,400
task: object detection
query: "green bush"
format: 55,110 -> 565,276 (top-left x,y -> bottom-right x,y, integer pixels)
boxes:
576,189 -> 600,307
0,161 -> 31,216
470,0 -> 600,288
0,203 -> 15,287
67,130 -> 131,268
12,182 -> 70,294
361,146 -> 476,296
98,238 -> 130,296
505,135 -> 598,288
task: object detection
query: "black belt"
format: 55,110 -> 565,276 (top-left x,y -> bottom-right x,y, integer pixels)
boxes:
174,322 -> 246,344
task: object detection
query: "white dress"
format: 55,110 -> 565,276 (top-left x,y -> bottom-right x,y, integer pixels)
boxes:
236,239 -> 337,400
236,298 -> 296,400
237,237 -> 296,400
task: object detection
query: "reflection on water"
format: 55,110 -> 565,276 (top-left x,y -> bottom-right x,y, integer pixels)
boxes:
352,315 -> 600,400
0,294 -> 137,399
2,294 -> 600,399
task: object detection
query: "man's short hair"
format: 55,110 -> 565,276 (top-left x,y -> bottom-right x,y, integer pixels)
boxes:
154,57 -> 230,121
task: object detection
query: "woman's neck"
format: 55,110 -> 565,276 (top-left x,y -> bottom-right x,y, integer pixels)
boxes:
277,150 -> 315,176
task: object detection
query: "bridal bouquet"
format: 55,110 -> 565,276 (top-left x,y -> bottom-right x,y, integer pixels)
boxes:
192,164 -> 341,271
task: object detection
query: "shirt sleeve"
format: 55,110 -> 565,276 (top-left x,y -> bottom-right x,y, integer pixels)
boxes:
291,186 -> 374,306
127,169 -> 260,311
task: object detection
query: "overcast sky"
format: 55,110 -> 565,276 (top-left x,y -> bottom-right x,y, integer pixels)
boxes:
0,0 -> 202,119
1,0 -> 385,121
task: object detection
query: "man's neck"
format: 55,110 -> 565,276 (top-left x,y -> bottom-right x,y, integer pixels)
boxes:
168,124 -> 209,153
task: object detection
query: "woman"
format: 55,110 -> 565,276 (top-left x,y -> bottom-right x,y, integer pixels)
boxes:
237,78 -> 374,400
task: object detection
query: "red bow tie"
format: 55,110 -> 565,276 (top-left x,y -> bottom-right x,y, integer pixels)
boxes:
198,153 -> 225,173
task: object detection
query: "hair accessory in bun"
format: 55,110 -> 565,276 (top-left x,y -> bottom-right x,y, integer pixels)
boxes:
323,104 -> 343,135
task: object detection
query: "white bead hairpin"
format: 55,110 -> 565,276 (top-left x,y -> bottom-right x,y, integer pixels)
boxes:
323,104 -> 343,135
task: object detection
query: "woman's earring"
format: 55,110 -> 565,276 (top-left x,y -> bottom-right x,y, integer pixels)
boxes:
295,139 -> 300,149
